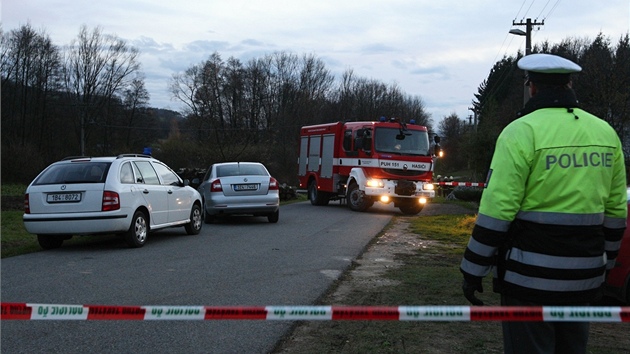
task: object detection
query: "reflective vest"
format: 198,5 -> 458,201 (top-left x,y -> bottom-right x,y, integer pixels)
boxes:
461,107 -> 627,304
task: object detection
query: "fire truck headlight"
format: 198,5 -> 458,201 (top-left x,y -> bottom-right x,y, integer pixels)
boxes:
380,195 -> 390,203
423,183 -> 434,190
419,197 -> 427,204
367,179 -> 384,188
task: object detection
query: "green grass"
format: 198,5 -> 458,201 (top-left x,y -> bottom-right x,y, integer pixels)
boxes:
1,210 -> 40,258
0,209 -> 114,258
408,214 -> 476,253
1,184 -> 33,257
2,183 -> 27,196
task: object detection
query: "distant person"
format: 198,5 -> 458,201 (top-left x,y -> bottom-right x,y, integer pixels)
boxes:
460,53 -> 627,354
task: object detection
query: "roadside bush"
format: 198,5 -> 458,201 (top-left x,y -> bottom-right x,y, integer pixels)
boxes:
1,141 -> 47,184
279,184 -> 298,201
451,186 -> 483,202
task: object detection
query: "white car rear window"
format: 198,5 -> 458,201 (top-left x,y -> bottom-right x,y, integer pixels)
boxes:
34,162 -> 111,185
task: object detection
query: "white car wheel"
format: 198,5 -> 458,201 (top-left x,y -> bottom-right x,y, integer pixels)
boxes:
124,210 -> 148,248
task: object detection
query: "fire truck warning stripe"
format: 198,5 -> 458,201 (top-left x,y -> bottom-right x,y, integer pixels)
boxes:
2,303 -> 629,322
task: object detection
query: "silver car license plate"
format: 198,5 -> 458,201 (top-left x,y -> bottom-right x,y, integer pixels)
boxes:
47,193 -> 82,203
233,184 -> 258,191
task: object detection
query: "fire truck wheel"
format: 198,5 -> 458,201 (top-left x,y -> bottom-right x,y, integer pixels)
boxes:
399,200 -> 424,215
347,183 -> 373,212
309,180 -> 330,206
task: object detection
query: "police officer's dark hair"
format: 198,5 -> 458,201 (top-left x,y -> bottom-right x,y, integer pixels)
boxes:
527,72 -> 572,89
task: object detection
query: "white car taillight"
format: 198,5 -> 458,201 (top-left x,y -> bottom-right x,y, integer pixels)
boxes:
24,193 -> 30,214
269,177 -> 279,190
102,191 -> 120,211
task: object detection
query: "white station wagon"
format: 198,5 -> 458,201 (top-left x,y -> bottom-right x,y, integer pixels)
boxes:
23,154 -> 203,249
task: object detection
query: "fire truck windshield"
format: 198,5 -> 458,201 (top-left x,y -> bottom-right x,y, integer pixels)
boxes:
374,127 -> 430,155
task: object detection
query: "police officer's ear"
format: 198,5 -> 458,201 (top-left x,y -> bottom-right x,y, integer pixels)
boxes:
528,81 -> 538,97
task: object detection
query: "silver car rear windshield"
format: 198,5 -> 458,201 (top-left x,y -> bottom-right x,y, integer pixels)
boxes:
217,164 -> 268,177
33,162 -> 112,185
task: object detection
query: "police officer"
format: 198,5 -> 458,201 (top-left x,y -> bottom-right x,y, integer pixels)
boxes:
460,53 -> 627,354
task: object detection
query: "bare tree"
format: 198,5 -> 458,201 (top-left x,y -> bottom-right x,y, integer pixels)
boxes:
122,74 -> 150,147
337,69 -> 356,121
296,53 -> 334,125
1,24 -> 62,147
1,24 -> 65,180
167,50 -> 430,183
243,56 -> 271,131
63,25 -> 140,155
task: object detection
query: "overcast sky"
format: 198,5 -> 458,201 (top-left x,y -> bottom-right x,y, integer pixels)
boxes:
2,0 -> 629,126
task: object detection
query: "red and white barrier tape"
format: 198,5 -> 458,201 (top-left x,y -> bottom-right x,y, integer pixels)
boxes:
434,182 -> 486,187
2,303 -> 629,322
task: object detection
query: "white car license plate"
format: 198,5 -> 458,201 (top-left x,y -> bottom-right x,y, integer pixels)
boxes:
47,193 -> 82,203
233,184 -> 258,191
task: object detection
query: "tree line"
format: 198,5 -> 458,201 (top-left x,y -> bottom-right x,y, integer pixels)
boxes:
2,23 -> 628,185
1,24 -> 431,184
1,24 -> 171,182
437,33 -> 630,181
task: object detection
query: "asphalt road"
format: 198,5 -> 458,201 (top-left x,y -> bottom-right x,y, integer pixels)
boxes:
1,201 -> 395,353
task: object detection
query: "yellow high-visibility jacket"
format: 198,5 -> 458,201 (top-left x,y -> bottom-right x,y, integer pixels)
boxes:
461,103 -> 626,304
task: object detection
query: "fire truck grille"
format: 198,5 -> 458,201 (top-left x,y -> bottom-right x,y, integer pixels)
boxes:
395,180 -> 416,196
382,169 -> 423,177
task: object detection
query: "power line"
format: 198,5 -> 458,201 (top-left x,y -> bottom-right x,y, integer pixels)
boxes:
475,1 -> 550,116
514,0 -> 529,20
544,0 -> 562,21
536,0 -> 552,19
521,0 -> 537,20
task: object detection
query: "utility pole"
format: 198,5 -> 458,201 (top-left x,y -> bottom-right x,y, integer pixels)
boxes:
468,107 -> 477,131
511,18 -> 544,55
510,18 -> 544,104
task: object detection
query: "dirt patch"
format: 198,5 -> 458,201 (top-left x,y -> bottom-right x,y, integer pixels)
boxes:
327,202 -> 474,303
328,217 -> 427,303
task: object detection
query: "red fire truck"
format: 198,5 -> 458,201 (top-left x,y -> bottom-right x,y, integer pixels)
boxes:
298,117 -> 440,214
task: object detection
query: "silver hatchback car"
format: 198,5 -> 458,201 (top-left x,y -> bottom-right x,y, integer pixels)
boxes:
197,162 -> 280,223
23,154 -> 203,249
